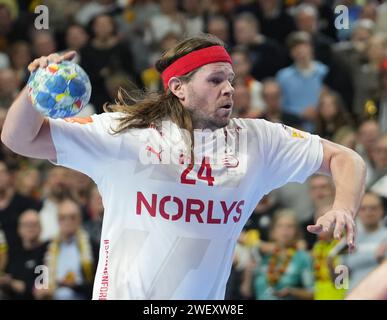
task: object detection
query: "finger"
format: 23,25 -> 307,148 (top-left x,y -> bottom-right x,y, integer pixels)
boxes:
61,51 -> 76,62
345,217 -> 356,250
39,56 -> 49,68
47,53 -> 61,64
318,216 -> 335,233
307,224 -> 323,234
27,59 -> 40,72
334,216 -> 346,240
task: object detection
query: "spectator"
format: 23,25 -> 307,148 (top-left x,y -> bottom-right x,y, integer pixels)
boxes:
181,0 -> 206,37
353,33 -> 387,117
231,46 -> 264,117
144,0 -> 186,48
302,174 -> 335,250
15,167 -> 41,201
334,0 -> 362,41
294,3 -> 353,112
30,30 -> 57,59
260,78 -> 303,129
250,210 -> 314,300
1,209 -> 47,299
244,194 -> 279,243
363,57 -> 387,132
74,0 -> 117,27
116,0 -> 159,74
80,14 -> 140,113
332,192 -> 387,295
276,31 -> 328,131
7,41 -> 32,88
232,82 -> 253,118
84,185 -> 104,247
63,24 -> 90,65
206,14 -> 232,49
0,0 -> 31,51
237,0 -> 296,44
294,3 -> 334,60
332,126 -> 357,150
312,204 -> 346,300
356,119 -> 381,185
233,12 -> 286,81
0,68 -> 19,109
226,229 -> 259,300
66,170 -> 93,210
333,19 -> 375,79
0,161 -> 40,247
368,133 -> 387,200
42,0 -> 82,36
39,167 -> 70,242
37,198 -> 95,300
315,90 -> 354,140
303,0 -> 337,40
360,1 -> 378,23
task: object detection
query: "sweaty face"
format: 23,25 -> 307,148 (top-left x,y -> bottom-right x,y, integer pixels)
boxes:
182,62 -> 235,130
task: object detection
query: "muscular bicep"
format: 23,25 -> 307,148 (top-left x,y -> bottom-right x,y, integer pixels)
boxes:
317,139 -> 345,176
23,118 -> 57,161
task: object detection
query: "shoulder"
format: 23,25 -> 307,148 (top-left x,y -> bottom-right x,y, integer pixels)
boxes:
13,192 -> 41,211
314,61 -> 329,75
277,66 -> 295,79
293,250 -> 313,266
228,117 -> 271,131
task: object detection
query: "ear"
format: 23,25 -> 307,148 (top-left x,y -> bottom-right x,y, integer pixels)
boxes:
168,77 -> 186,100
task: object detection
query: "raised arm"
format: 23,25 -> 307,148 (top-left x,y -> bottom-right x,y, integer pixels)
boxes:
1,52 -> 76,160
307,139 -> 366,249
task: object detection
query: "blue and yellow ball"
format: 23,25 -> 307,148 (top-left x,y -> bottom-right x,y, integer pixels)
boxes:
27,60 -> 91,118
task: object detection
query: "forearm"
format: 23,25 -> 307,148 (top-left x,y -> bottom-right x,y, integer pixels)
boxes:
330,149 -> 366,217
1,87 -> 46,151
346,260 -> 387,300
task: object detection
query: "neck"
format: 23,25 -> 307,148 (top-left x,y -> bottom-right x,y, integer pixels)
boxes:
23,238 -> 40,250
61,233 -> 76,243
191,118 -> 219,132
277,242 -> 293,249
266,108 -> 281,118
364,223 -> 380,233
93,37 -> 117,48
263,6 -> 279,18
296,60 -> 312,70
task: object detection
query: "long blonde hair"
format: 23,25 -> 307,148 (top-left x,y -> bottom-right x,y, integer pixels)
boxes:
104,34 -> 226,134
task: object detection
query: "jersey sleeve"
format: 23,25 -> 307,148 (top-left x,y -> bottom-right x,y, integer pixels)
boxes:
49,113 -> 124,182
258,120 -> 323,192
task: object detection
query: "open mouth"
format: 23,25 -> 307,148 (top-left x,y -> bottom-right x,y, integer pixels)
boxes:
220,103 -> 232,109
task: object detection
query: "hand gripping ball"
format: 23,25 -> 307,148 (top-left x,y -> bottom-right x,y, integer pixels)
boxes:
27,60 -> 92,119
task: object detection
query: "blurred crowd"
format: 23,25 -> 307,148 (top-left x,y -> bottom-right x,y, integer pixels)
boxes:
0,0 -> 387,300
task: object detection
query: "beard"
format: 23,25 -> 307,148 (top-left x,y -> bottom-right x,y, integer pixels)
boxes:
188,106 -> 231,131
50,185 -> 70,201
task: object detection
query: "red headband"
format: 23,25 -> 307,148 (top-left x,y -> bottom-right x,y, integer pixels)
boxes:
161,45 -> 232,89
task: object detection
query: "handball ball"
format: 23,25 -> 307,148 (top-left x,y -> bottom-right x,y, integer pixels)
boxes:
27,60 -> 91,119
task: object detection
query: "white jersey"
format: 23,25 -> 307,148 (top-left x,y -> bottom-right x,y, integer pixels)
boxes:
49,112 -> 323,300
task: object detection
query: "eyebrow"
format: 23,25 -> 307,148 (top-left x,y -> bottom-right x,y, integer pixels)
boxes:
208,71 -> 235,79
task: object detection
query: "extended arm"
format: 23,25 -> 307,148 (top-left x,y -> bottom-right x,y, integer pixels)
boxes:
346,260 -> 387,300
1,52 -> 76,160
307,139 -> 366,248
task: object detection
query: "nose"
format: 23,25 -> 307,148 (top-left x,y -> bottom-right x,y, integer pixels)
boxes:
222,80 -> 234,97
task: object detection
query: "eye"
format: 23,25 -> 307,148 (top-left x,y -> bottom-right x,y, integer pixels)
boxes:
209,78 -> 222,85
